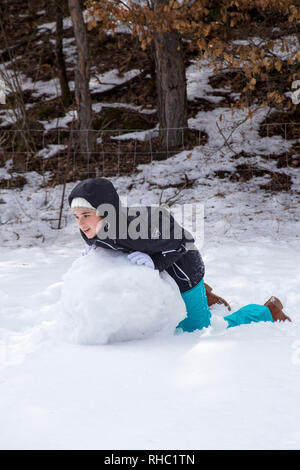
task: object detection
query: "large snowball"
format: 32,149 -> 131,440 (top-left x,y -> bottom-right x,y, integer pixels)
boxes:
60,247 -> 187,344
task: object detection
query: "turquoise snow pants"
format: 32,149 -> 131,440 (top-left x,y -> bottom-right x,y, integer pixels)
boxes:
176,278 -> 273,332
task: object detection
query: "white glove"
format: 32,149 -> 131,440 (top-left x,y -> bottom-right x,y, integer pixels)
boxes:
128,251 -> 155,269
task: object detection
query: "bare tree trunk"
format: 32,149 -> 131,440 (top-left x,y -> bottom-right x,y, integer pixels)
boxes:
153,0 -> 187,148
68,0 -> 95,159
55,0 -> 72,107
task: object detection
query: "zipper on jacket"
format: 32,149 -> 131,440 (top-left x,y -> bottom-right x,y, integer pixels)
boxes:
173,262 -> 192,288
96,239 -> 124,251
162,244 -> 186,256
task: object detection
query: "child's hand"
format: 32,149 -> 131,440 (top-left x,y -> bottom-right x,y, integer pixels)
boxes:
128,251 -> 155,269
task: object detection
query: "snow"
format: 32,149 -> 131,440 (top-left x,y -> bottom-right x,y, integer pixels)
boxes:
0,239 -> 300,449
0,167 -> 299,449
89,68 -> 142,94
111,127 -> 159,141
187,62 -> 227,103
92,101 -> 156,115
37,17 -> 73,34
60,247 -> 186,344
40,110 -> 77,131
37,145 -> 67,159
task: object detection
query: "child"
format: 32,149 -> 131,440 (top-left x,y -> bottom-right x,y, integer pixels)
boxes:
68,177 -> 291,332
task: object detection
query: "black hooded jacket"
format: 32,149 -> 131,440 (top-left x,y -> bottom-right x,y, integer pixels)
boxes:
68,178 -> 205,293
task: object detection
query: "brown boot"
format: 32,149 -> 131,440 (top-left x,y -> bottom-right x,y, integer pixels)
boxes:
264,296 -> 291,322
204,283 -> 231,311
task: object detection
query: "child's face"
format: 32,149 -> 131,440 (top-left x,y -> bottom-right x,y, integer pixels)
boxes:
72,208 -> 103,238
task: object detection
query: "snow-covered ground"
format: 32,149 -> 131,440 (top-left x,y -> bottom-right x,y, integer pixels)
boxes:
0,238 -> 300,450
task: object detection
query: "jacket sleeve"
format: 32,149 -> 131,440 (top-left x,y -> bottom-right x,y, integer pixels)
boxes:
116,206 -> 195,271
149,244 -> 188,272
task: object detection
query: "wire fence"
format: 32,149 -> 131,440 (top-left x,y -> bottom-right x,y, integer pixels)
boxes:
0,122 -> 299,186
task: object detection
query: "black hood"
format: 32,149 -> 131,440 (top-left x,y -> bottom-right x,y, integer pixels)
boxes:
69,177 -> 127,243
68,177 -> 120,210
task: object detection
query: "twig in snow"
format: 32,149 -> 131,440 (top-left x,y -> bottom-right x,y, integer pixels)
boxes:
215,106 -> 260,156
159,174 -> 195,207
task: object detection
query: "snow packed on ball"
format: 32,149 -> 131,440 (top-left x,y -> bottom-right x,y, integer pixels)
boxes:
60,247 -> 187,344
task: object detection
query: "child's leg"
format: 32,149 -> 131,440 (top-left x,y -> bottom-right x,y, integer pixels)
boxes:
176,279 -> 274,333
176,278 -> 211,332
224,304 -> 273,328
